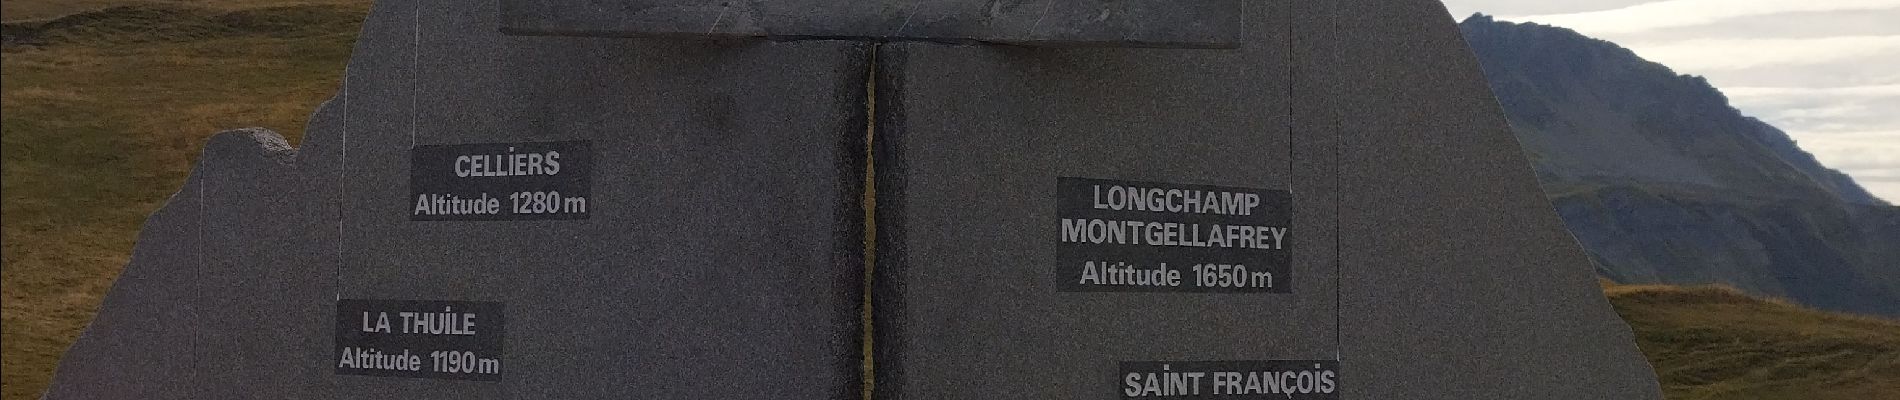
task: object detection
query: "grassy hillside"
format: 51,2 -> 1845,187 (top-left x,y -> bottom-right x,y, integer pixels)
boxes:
1,0 -> 363,21
1,2 -> 361,399
0,2 -> 1894,400
1606,280 -> 1900,399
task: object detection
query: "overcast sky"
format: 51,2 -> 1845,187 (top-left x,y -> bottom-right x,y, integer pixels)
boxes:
1441,0 -> 1900,203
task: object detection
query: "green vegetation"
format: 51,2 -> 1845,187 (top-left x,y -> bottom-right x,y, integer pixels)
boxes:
1,3 -> 1894,400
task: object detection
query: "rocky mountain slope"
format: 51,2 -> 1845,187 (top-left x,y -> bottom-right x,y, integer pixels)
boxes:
1461,15 -> 1900,316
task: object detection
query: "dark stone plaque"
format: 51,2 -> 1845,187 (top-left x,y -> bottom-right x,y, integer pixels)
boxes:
1056,177 -> 1292,293
410,141 -> 592,221
500,0 -> 1246,48
334,300 -> 506,381
1119,360 -> 1340,399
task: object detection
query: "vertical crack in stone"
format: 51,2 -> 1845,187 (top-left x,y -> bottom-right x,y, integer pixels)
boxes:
411,5 -> 421,148
335,72 -> 349,303
860,44 -> 880,400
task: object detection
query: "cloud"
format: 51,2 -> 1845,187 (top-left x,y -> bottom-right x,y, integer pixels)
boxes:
1858,181 -> 1900,203
1618,35 -> 1900,71
1611,8 -> 1900,41
1441,0 -> 1655,18
1498,0 -> 1900,34
1781,129 -> 1900,198
1720,84 -> 1900,135
1687,60 -> 1900,88
1723,84 -> 1900,98
1445,0 -> 1900,201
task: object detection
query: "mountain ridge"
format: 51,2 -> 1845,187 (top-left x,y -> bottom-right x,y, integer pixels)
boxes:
1463,13 -> 1886,206
1460,14 -> 1900,316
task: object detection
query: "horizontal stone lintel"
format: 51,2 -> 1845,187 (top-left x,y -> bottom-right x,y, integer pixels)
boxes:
500,0 -> 1246,48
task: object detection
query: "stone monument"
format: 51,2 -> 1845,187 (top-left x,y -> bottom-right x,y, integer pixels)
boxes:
44,0 -> 1663,399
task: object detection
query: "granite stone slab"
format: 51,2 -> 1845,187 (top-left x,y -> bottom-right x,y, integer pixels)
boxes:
43,0 -> 870,398
871,0 -> 1663,398
869,1 -> 1337,397
41,128 -> 337,399
1317,1 -> 1663,398
500,0 -> 1245,48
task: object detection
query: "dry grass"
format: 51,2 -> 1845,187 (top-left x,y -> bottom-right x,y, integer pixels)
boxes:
1606,281 -> 1900,399
2,2 -> 363,399
2,0 -> 363,21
